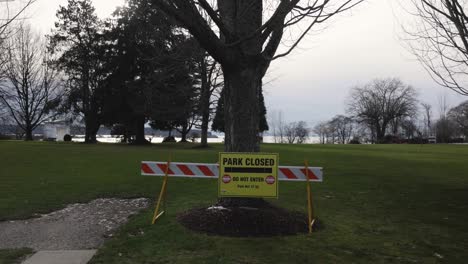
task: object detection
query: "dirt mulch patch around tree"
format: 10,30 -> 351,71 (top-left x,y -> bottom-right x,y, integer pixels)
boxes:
177,202 -> 319,237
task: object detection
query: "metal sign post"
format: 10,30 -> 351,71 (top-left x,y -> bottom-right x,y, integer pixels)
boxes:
151,157 -> 171,224
304,160 -> 315,233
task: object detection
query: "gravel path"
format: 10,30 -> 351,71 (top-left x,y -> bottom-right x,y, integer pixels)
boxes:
0,198 -> 150,250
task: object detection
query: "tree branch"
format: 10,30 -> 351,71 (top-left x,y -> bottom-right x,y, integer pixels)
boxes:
152,0 -> 230,65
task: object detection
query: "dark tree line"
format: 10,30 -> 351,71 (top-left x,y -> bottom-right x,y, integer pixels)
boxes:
2,0 -> 362,146
30,0 -> 268,145
44,0 -> 276,145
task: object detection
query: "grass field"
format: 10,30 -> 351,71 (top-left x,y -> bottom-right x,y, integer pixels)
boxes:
1,141 -> 467,263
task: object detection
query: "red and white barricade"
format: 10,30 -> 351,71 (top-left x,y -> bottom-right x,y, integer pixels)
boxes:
141,161 -> 323,182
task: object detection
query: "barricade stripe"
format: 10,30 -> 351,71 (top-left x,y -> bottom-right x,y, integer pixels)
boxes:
141,162 -> 322,182
157,164 -> 174,175
141,163 -> 154,174
280,168 -> 297,179
177,165 -> 195,176
197,165 -> 215,176
152,163 -> 165,175
290,168 -> 306,179
170,165 -> 184,176
190,165 -> 207,177
300,168 -> 319,180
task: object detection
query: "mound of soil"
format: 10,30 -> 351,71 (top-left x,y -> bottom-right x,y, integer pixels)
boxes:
177,202 -> 313,237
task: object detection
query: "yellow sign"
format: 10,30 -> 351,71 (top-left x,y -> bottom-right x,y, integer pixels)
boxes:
218,152 -> 279,198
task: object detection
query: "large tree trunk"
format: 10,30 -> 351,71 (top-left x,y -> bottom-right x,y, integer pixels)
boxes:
179,122 -> 189,142
133,115 -> 149,145
217,0 -> 263,152
217,0 -> 264,206
200,112 -> 209,146
219,65 -> 264,207
25,124 -> 33,141
376,125 -> 386,143
223,66 -> 261,152
84,113 -> 99,144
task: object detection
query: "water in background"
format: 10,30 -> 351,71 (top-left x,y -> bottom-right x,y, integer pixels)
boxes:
72,135 -> 320,144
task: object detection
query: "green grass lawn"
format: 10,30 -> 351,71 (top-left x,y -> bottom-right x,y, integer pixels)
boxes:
1,141 -> 467,263
0,248 -> 33,264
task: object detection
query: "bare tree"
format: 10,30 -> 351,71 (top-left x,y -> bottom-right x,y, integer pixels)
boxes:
197,53 -> 223,147
325,121 -> 338,144
268,109 -> 286,143
0,24 -> 62,140
404,0 -> 468,95
421,102 -> 432,137
0,32 -> 7,81
1,0 -> 36,80
0,0 -> 36,33
285,122 -> 298,144
438,93 -> 450,119
267,110 -> 278,142
330,115 -> 354,144
283,121 -> 309,144
400,118 -> 420,139
353,123 -> 372,143
0,99 -> 8,125
295,121 -> 309,144
151,0 -> 362,152
348,78 -> 419,143
313,121 -> 327,144
435,116 -> 456,143
434,93 -> 455,142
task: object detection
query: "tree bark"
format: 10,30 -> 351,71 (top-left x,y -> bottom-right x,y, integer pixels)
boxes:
25,125 -> 33,141
84,113 -> 99,144
376,124 -> 386,143
200,113 -> 209,146
218,65 -> 264,207
180,122 -> 189,142
133,115 -> 149,145
217,0 -> 263,151
223,66 -> 261,152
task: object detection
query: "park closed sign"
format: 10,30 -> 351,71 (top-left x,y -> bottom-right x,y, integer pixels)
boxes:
218,152 -> 279,198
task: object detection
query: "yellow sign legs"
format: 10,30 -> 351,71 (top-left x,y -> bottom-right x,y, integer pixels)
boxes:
305,160 -> 315,233
151,158 -> 171,224
149,156 -> 318,232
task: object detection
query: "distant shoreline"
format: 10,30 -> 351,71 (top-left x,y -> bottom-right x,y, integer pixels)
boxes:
70,135 -> 321,144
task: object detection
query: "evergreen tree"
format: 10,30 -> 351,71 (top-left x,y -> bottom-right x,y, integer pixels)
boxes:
49,0 -> 107,143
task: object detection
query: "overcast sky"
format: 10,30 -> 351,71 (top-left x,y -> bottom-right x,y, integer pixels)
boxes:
7,0 -> 468,126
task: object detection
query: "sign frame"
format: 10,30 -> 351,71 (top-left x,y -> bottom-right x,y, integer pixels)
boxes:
218,152 -> 279,199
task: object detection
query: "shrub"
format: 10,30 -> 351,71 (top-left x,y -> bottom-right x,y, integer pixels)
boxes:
348,138 -> 361,144
449,138 -> 465,143
407,137 -> 428,144
381,135 -> 402,144
0,134 -> 14,140
162,136 -> 176,143
63,134 -> 72,142
189,132 -> 200,143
